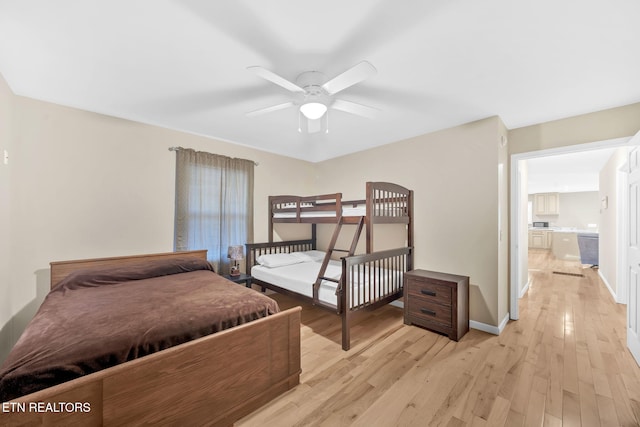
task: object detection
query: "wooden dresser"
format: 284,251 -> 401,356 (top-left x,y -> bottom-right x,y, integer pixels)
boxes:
404,269 -> 469,341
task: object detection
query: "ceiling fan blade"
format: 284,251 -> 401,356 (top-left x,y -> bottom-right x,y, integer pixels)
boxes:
247,66 -> 305,93
331,99 -> 379,119
246,101 -> 294,117
322,61 -> 377,95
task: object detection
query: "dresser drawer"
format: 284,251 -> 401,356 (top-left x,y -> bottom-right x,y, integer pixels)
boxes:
406,280 -> 452,306
407,299 -> 452,327
403,269 -> 469,342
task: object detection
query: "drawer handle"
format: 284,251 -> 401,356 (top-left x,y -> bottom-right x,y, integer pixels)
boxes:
420,308 -> 436,316
421,289 -> 436,297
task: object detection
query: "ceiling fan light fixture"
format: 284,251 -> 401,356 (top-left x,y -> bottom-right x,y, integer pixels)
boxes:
300,102 -> 327,120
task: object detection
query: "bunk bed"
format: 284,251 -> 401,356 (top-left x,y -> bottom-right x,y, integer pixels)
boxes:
0,250 -> 301,427
246,182 -> 413,351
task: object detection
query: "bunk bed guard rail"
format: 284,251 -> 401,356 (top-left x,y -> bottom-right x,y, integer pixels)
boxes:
338,246 -> 412,350
340,247 -> 412,312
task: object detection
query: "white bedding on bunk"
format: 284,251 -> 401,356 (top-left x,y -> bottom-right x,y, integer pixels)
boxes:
251,258 -> 404,308
273,205 -> 366,218
252,260 -> 342,306
273,205 -> 408,219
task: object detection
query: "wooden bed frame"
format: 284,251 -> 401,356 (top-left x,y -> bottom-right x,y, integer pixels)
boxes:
268,181 -> 414,254
1,250 -> 301,426
247,181 -> 414,351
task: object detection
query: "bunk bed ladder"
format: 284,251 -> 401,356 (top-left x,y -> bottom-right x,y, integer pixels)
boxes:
313,216 -> 365,311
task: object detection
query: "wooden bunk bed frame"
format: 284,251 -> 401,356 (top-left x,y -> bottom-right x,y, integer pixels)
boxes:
1,250 -> 301,427
246,182 -> 414,351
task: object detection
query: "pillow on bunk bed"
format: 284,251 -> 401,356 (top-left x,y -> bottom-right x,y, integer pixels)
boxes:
291,250 -> 326,263
256,253 -> 305,268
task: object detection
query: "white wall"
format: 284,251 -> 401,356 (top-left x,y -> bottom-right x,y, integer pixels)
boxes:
497,122 -> 509,325
599,148 -> 628,297
529,191 -> 600,229
518,161 -> 529,296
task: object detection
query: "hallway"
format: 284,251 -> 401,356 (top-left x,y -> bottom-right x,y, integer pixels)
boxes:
523,249 -> 639,425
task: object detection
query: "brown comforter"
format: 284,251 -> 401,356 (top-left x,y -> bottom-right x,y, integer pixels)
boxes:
0,257 -> 279,401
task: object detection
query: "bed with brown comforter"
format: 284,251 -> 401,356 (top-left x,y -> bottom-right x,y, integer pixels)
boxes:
0,256 -> 279,402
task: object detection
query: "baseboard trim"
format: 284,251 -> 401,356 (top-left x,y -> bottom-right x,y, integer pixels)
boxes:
598,269 -> 618,303
389,300 -> 404,309
519,280 -> 530,298
470,313 -> 510,336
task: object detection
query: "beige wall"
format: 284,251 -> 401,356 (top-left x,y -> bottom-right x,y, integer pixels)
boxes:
509,102 -> 640,154
1,85 -> 315,361
4,74 -> 640,362
0,73 -> 13,362
314,116 -> 508,327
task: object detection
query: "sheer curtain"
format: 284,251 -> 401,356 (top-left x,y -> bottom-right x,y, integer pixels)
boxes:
174,149 -> 254,273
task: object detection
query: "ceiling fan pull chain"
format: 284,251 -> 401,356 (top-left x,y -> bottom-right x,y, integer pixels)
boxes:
326,110 -> 329,134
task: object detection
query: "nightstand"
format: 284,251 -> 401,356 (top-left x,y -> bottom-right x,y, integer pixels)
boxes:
404,269 -> 469,341
223,273 -> 253,288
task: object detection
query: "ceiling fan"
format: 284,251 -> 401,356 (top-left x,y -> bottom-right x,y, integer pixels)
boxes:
246,61 -> 379,133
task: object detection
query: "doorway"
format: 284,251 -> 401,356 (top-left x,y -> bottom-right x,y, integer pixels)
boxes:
510,136 -> 635,320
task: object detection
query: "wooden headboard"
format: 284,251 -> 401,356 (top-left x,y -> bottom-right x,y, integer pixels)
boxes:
49,250 -> 208,289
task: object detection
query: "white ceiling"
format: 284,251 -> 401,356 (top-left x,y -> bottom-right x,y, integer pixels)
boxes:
527,147 -> 621,194
1,0 -> 639,162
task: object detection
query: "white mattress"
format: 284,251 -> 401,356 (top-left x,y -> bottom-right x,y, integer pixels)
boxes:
252,260 -> 342,306
273,205 -> 365,219
272,205 -> 407,219
252,260 -> 403,308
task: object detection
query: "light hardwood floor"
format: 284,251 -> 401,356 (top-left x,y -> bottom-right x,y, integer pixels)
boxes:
237,251 -> 640,426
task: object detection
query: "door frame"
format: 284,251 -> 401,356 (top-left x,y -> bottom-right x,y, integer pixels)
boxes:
618,164 -> 629,304
510,136 -> 633,320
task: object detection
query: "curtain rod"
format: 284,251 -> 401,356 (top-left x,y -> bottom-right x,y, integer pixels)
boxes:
168,146 -> 258,166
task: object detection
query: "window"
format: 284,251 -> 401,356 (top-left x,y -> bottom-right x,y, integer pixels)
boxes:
174,149 -> 254,273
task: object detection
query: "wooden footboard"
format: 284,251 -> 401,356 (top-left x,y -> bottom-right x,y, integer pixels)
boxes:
2,250 -> 301,426
1,306 -> 301,426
